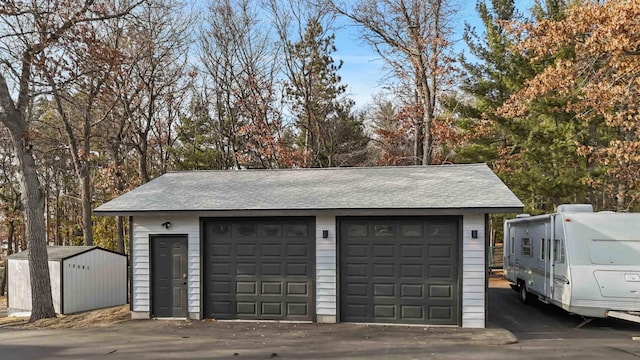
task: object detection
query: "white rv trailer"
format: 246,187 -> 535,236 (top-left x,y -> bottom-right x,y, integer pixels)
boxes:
503,204 -> 640,322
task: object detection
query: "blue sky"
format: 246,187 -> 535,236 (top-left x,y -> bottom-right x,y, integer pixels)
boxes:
333,1 -> 536,109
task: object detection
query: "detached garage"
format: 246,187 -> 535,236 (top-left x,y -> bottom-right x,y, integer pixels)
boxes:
95,164 -> 523,328
7,246 -> 127,316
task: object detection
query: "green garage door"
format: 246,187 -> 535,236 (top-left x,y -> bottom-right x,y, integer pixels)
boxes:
340,217 -> 460,325
203,218 -> 315,321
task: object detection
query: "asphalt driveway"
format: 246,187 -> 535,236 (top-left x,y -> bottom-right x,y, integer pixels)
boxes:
0,319 -> 516,360
1,276 -> 638,360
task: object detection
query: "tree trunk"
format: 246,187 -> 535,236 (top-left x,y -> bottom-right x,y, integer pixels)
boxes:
0,221 -> 14,296
80,171 -> 93,246
9,129 -> 56,321
116,216 -> 125,254
616,182 -> 627,212
139,140 -> 151,183
0,266 -> 6,297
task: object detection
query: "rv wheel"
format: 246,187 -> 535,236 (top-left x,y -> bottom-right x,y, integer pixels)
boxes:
518,282 -> 533,304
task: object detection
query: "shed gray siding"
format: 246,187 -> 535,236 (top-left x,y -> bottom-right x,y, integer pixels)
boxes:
62,250 -> 127,314
7,247 -> 126,316
7,260 -> 60,315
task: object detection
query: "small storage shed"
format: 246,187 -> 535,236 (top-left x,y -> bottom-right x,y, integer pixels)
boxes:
7,246 -> 127,316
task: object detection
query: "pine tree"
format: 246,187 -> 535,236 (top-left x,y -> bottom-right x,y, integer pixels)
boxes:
449,0 -> 588,213
284,19 -> 369,168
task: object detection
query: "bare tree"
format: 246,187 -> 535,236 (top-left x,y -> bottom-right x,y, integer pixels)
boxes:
196,0 -> 285,169
0,128 -> 20,296
43,20 -> 125,246
117,0 -> 193,183
0,0 -> 141,321
327,0 -> 457,165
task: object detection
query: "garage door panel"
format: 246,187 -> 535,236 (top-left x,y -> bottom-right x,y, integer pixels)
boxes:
373,244 -> 395,257
262,302 -> 282,316
287,282 -> 308,295
286,244 -> 308,257
237,281 -> 257,294
428,244 -> 452,259
212,301 -> 232,315
429,264 -> 453,279
262,282 -> 282,295
212,263 -> 232,276
346,244 -> 368,257
428,284 -> 453,299
261,262 -> 282,275
340,217 -> 459,325
345,283 -> 367,296
211,244 -> 231,256
346,263 -> 368,277
287,302 -> 308,316
237,302 -> 257,316
286,263 -> 309,276
400,245 -> 423,257
400,264 -> 423,278
373,283 -> 395,297
237,263 -> 257,276
429,306 -> 452,320
401,305 -> 423,319
262,244 -> 282,256
204,218 -> 314,321
375,304 -> 395,318
400,284 -> 423,298
373,264 -> 394,277
237,244 -> 257,256
211,281 -> 231,293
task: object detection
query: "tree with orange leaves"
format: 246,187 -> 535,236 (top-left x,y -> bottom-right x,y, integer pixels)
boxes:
499,0 -> 640,211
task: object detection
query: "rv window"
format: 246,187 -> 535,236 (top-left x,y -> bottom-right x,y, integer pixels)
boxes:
510,237 -> 514,255
553,239 -> 565,263
590,239 -> 640,265
521,238 -> 532,257
540,238 -> 545,260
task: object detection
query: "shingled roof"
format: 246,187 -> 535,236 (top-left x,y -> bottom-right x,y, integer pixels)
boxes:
94,163 -> 523,215
8,246 -> 97,260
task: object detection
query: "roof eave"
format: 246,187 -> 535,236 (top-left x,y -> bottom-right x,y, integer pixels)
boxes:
94,206 -> 524,217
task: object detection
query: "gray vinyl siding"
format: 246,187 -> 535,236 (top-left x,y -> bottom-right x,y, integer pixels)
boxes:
315,214 -> 337,319
132,216 -> 200,317
462,214 -> 486,328
131,212 -> 488,327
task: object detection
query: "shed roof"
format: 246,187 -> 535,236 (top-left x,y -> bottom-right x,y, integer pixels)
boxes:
8,246 -> 120,260
94,163 -> 523,215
